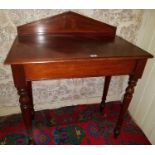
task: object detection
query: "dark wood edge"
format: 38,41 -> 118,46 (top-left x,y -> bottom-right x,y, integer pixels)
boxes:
4,56 -> 152,65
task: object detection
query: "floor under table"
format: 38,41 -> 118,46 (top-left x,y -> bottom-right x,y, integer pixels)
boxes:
0,101 -> 150,145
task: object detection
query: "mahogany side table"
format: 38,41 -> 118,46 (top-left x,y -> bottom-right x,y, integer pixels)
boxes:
4,11 -> 153,144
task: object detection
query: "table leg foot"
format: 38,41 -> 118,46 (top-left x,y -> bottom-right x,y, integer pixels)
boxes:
114,128 -> 120,138
100,101 -> 106,113
28,138 -> 35,145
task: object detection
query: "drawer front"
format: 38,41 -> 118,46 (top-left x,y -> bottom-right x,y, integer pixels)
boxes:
24,59 -> 136,80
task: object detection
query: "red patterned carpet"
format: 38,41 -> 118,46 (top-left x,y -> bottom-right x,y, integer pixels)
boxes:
0,102 -> 150,145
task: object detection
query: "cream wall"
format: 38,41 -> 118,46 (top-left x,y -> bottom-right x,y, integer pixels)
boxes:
0,9 -> 143,116
129,10 -> 155,144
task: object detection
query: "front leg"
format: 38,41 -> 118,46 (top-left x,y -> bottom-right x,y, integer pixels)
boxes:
114,75 -> 138,138
18,88 -> 34,144
11,65 -> 35,144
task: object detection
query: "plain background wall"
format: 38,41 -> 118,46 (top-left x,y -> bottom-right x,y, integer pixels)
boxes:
129,10 -> 155,144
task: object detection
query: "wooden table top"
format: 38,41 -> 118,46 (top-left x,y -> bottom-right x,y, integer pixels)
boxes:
4,11 -> 153,65
5,35 -> 153,65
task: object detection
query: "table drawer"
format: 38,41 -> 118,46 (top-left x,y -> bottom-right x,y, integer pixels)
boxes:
24,59 -> 137,80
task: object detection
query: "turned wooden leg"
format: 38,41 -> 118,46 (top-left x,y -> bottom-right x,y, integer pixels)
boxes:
27,81 -> 35,119
11,65 -> 35,144
114,75 -> 138,138
100,76 -> 111,113
17,87 -> 35,144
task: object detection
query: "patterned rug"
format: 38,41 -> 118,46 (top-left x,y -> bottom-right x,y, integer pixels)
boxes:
0,102 -> 150,145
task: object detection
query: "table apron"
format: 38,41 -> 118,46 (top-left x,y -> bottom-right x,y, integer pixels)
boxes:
24,59 -> 137,80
